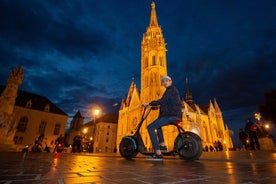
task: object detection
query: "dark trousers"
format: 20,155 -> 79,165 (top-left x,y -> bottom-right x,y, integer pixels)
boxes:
249,133 -> 260,150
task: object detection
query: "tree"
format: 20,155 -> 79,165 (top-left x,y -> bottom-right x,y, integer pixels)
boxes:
259,90 -> 276,127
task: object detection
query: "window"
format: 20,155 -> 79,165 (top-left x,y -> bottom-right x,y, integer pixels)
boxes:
144,57 -> 148,68
159,56 -> 163,66
13,136 -> 18,144
18,136 -> 23,144
38,121 -> 47,134
53,123 -> 61,135
16,116 -> 28,132
44,104 -> 50,112
152,55 -> 156,65
26,100 -> 32,108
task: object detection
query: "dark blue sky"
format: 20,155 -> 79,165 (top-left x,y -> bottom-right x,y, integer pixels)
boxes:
1,0 -> 276,146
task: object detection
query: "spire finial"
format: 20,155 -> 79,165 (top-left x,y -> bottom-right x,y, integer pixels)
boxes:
185,77 -> 193,104
149,1 -> 158,27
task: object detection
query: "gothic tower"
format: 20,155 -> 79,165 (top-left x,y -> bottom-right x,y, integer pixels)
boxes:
117,2 -> 233,151
140,2 -> 167,103
0,66 -> 24,142
140,2 -> 168,138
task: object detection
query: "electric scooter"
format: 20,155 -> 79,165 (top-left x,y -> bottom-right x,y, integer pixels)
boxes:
119,105 -> 203,160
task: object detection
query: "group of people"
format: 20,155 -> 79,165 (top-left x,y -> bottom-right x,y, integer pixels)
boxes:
239,118 -> 270,150
203,140 -> 224,152
32,134 -> 65,153
71,135 -> 94,153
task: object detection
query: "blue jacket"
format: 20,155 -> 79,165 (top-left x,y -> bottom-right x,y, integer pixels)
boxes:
149,85 -> 182,119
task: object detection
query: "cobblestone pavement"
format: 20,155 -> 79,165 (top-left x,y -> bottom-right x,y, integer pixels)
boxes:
0,150 -> 276,184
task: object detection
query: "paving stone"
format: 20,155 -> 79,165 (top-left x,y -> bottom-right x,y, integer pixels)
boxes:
0,151 -> 276,183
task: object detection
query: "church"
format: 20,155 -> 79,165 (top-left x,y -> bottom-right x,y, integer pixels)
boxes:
116,2 -> 233,152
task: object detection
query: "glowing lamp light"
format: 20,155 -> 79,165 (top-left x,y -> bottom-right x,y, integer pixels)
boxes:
94,109 -> 100,116
83,128 -> 87,134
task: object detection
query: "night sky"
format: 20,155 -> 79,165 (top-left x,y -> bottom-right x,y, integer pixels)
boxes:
1,0 -> 276,146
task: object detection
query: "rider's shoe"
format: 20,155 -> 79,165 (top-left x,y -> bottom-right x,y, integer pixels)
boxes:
151,153 -> 163,160
159,145 -> 167,151
146,153 -> 163,161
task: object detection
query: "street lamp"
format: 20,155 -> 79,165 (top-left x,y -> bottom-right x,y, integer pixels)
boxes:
92,108 -> 101,137
91,107 -> 101,152
83,128 -> 87,135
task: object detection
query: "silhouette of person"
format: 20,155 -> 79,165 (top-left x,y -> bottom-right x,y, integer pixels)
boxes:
239,128 -> 248,150
244,118 -> 260,150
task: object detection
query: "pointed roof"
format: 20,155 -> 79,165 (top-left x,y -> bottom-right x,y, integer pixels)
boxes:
124,79 -> 136,107
149,2 -> 159,27
185,78 -> 193,104
73,110 -> 84,119
213,98 -> 222,112
145,2 -> 163,35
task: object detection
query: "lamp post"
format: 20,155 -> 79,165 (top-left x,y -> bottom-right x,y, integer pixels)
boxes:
91,107 -> 101,152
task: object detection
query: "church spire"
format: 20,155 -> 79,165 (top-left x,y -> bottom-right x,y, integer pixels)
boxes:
185,78 -> 193,105
149,2 -> 158,27
141,2 -> 167,103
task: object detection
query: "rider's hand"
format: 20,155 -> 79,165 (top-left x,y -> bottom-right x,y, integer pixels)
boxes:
142,103 -> 149,107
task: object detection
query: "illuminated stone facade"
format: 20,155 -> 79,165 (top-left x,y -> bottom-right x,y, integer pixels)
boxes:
0,66 -> 68,151
67,112 -> 118,153
117,2 -> 233,151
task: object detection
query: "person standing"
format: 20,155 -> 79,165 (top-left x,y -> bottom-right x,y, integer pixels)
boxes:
244,118 -> 260,150
143,76 -> 182,159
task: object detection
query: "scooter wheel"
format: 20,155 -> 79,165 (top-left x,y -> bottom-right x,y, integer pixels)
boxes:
174,132 -> 202,161
119,136 -> 138,159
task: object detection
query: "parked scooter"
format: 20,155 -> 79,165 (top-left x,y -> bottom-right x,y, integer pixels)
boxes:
119,106 -> 203,160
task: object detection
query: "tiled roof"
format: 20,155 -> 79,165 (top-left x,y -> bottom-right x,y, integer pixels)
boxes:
0,85 -> 67,116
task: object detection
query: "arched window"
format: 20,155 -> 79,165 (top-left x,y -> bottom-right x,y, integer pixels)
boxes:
16,116 -> 28,132
152,55 -> 156,65
159,56 -> 163,66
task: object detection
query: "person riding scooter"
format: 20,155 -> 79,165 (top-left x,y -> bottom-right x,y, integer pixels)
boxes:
143,76 -> 182,159
53,134 -> 65,153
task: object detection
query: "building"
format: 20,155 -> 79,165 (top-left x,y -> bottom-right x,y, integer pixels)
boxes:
0,66 -> 68,151
66,110 -> 85,146
117,2 -> 233,152
67,111 -> 118,153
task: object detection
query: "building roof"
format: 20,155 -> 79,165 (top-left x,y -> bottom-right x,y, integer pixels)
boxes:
96,113 -> 118,124
0,85 -> 67,116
